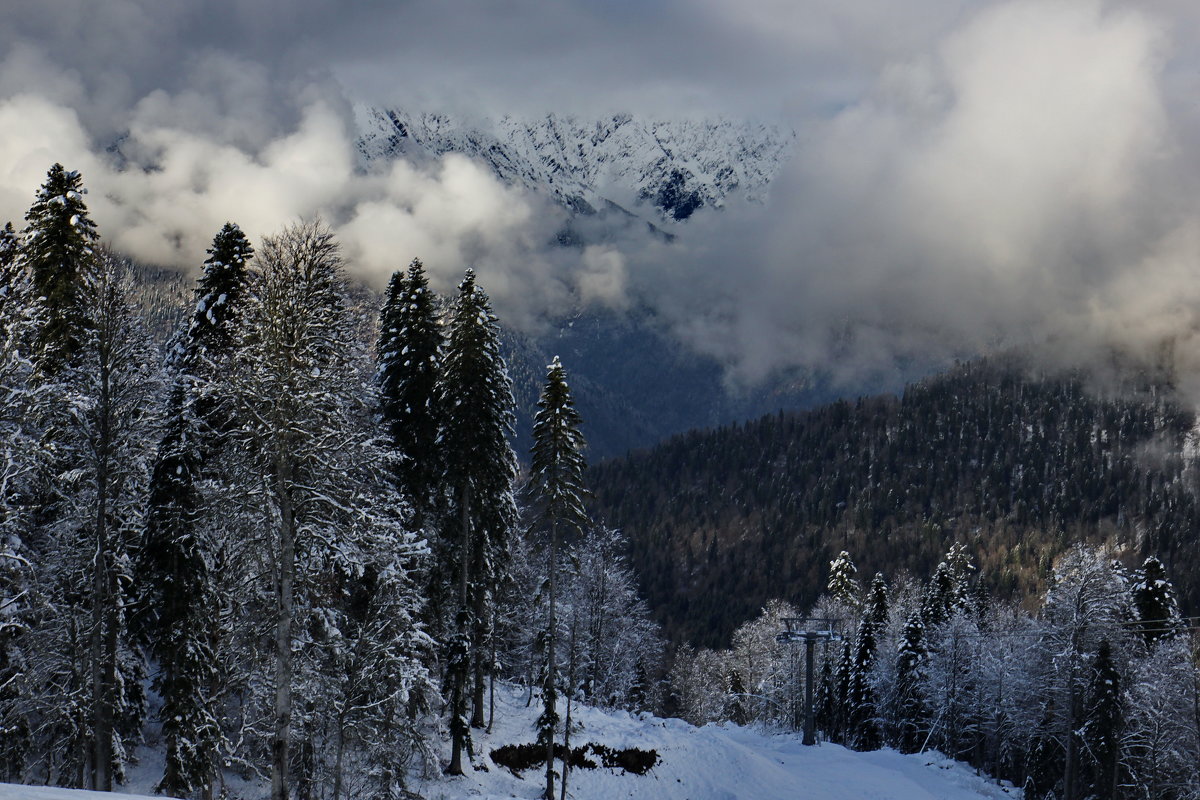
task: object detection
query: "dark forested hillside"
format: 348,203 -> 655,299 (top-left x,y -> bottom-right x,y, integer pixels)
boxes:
500,306 -> 927,460
590,358 -> 1200,647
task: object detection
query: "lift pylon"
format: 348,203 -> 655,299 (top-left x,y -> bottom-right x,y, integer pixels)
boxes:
776,618 -> 842,745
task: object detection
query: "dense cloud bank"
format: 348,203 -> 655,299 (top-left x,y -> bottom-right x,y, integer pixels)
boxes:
4,0 -> 1200,390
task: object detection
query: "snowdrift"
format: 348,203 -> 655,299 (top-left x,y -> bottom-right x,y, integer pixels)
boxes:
1,685 -> 1019,800
416,686 -> 1020,800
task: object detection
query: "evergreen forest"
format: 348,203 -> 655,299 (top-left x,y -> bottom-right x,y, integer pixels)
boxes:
591,360 -> 1198,647
0,165 -> 661,800
3,163 -> 1200,800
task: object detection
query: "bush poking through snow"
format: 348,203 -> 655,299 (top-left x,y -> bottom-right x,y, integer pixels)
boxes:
489,742 -> 659,777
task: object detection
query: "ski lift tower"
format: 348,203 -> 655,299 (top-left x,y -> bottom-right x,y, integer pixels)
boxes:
776,617 -> 842,746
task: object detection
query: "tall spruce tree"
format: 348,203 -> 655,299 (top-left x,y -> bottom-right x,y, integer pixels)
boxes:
1131,556 -> 1183,647
141,382 -> 219,799
138,222 -> 253,798
815,654 -> 836,741
1026,699 -> 1065,800
921,561 -> 957,628
21,164 -> 99,372
188,223 -> 253,357
827,550 -> 861,610
849,573 -> 888,751
833,640 -> 853,744
376,258 -> 444,530
439,269 -> 518,773
528,356 -> 588,800
1080,640 -> 1121,800
893,611 -> 928,754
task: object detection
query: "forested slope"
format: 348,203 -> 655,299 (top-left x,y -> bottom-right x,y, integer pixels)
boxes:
590,358 -> 1200,646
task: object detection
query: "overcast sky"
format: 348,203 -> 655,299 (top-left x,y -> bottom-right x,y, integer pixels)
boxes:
3,0 -> 1200,391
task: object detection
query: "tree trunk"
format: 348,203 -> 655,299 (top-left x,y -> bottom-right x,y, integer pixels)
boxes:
68,614 -> 86,789
271,458 -> 296,800
333,711 -> 346,800
447,483 -> 471,775
91,364 -> 114,792
296,737 -> 316,800
1063,645 -> 1079,800
561,611 -> 578,800
488,604 -> 497,733
544,518 -> 557,800
89,506 -> 108,790
471,561 -> 488,729
204,597 -> 223,800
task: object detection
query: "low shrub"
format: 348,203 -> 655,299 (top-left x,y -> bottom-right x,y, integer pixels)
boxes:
489,741 -> 659,777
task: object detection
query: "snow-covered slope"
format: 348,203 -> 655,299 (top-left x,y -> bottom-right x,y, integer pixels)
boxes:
0,787 -> 169,800
355,108 -> 794,222
416,686 -> 1020,800
1,685 -> 1018,800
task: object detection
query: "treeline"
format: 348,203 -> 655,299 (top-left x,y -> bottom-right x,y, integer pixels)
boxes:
671,546 -> 1200,800
0,164 -> 663,800
590,359 -> 1198,647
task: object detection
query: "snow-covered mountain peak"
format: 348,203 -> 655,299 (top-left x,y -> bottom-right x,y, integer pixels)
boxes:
355,106 -> 795,222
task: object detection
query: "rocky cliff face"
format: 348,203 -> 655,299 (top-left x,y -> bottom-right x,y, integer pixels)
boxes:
355,108 -> 794,222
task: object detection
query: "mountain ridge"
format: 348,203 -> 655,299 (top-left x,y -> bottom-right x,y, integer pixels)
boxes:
355,107 -> 795,222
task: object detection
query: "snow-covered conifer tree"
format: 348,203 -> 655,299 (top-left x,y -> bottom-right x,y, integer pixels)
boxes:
893,611 -> 927,753
725,670 -> 749,726
815,654 -> 836,741
21,164 -> 98,373
1080,640 -> 1121,799
137,222 -> 253,799
827,550 -> 861,610
187,223 -> 254,358
377,258 -> 444,527
439,269 -> 517,772
528,355 -> 588,800
1130,556 -> 1183,647
849,573 -> 888,750
832,640 -> 853,744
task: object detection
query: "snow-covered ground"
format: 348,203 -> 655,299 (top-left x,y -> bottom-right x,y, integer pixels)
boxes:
0,788 -> 163,800
415,686 -> 1020,800
1,686 -> 1020,800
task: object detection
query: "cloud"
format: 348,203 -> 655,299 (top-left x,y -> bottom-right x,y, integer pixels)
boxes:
623,0 -> 1200,394
4,0 -> 1200,396
0,50 -> 578,328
